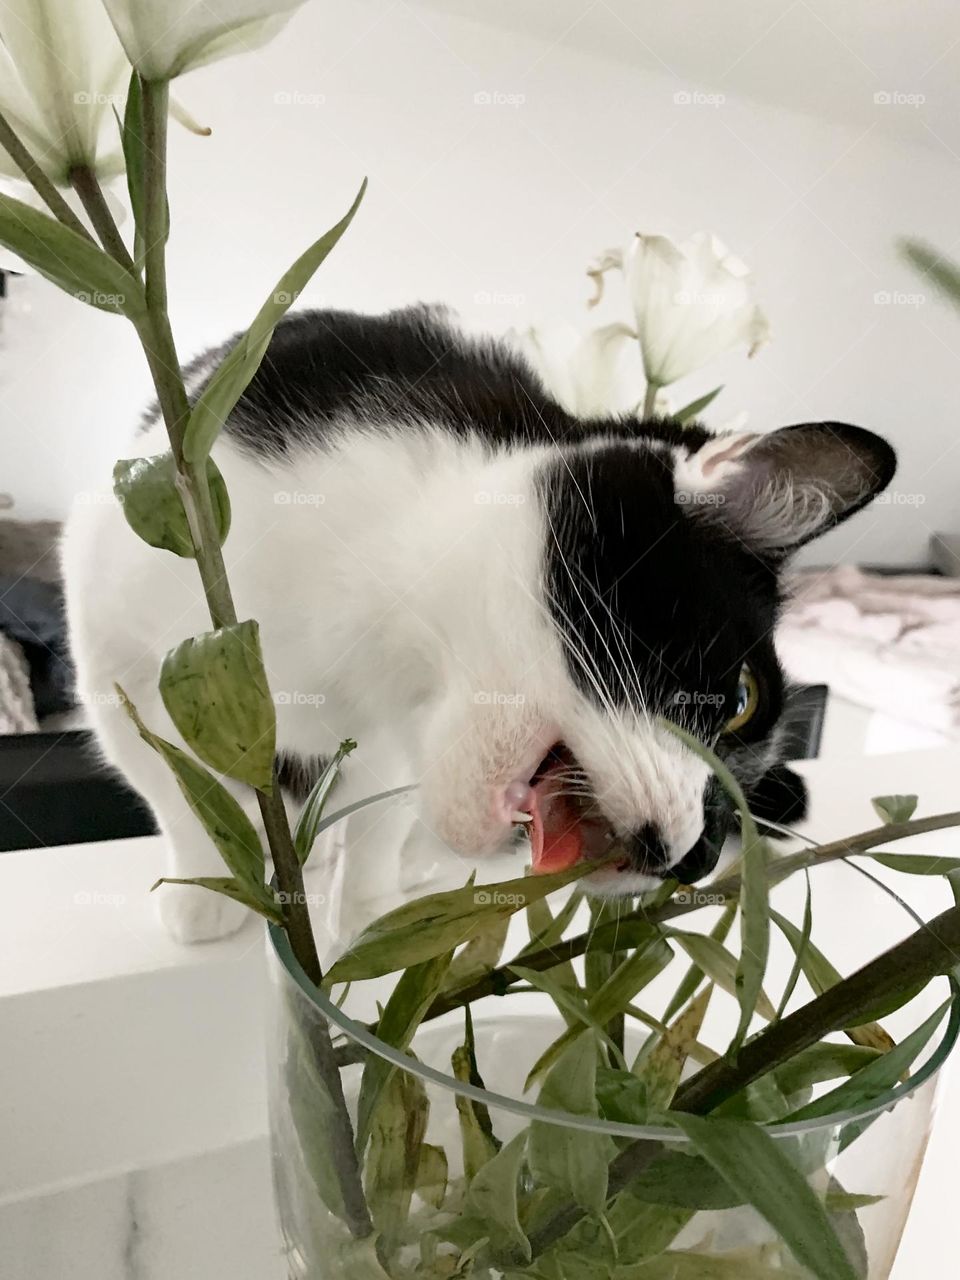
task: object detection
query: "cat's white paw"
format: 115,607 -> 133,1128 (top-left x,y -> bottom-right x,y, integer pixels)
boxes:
156,881 -> 250,943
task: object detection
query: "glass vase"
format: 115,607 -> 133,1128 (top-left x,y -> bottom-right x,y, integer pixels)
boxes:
266,858 -> 958,1280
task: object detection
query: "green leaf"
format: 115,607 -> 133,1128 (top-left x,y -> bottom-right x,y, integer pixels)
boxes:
325,859 -> 602,984
0,191 -> 143,315
450,1003 -> 504,1182
596,1066 -> 651,1125
841,981 -> 929,1032
294,739 -> 357,864
901,239 -> 960,311
658,718 -> 769,1054
613,1251 -> 802,1278
446,912 -> 511,992
529,1036 -> 615,1215
715,1070 -> 790,1123
663,902 -> 735,1022
784,1000 -> 951,1123
583,934 -> 674,1024
452,1042 -> 500,1180
355,950 -> 453,1155
184,179 -> 367,464
633,985 -> 713,1111
284,1005 -> 349,1224
118,70 -> 149,271
152,874 -> 281,922
585,900 -> 625,1066
623,1005 -> 717,1071
519,889 -> 582,1023
611,1205 -> 694,1269
365,1066 -> 429,1252
871,794 -> 918,824
333,1238 -> 394,1280
618,1149 -> 742,1211
522,888 -> 583,956
459,1132 -> 531,1264
867,851 -> 960,876
113,452 -> 230,557
118,688 -> 265,886
770,909 -> 895,1053
669,1113 -> 859,1280
826,1181 -> 870,1280
775,873 -> 812,1020
159,620 -> 276,792
671,384 -> 723,425
825,1190 -> 884,1212
310,785 -> 416,843
511,967 -> 626,1078
525,935 -> 673,1087
584,899 -> 619,998
734,832 -> 772,1052
668,931 -> 775,1021
542,1194 -> 693,1270
416,1143 -> 448,1209
462,1004 -> 501,1150
770,1043 -> 882,1098
519,1249 -> 614,1280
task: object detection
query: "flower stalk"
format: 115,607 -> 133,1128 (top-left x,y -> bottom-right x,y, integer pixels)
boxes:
642,381 -> 659,418
674,901 -> 960,1113
114,74 -> 373,1241
69,163 -> 137,273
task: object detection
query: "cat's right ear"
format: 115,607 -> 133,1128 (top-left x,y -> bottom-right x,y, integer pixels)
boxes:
673,421 -> 896,557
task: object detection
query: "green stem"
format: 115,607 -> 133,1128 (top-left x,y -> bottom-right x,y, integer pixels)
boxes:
642,381 -> 660,418
0,108 -> 93,240
674,901 -> 960,1112
135,75 -> 372,1240
68,165 -> 138,275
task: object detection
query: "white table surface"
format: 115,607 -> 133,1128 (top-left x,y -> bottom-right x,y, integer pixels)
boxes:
1,727 -> 958,1278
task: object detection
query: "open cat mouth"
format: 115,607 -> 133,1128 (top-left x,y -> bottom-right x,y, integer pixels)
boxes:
519,743 -> 617,874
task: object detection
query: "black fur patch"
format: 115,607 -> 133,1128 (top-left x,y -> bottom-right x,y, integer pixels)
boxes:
276,750 -> 327,804
750,763 -> 810,827
213,304 -> 712,458
537,443 -> 798,872
539,442 -> 785,740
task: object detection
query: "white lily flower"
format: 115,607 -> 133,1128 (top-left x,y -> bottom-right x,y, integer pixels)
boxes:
588,232 -> 770,389
0,0 -> 127,184
508,322 -> 642,419
100,0 -> 308,81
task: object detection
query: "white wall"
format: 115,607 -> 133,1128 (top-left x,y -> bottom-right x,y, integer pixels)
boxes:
3,0 -> 959,566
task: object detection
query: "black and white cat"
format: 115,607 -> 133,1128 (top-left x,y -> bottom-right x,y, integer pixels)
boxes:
62,305 -> 896,942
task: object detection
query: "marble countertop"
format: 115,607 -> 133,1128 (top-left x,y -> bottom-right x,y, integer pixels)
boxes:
1,715 -> 959,1278
1,1140 -> 283,1280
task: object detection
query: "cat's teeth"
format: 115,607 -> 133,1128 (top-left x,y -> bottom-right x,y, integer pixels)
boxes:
506,781 -> 534,807
512,810 -> 533,823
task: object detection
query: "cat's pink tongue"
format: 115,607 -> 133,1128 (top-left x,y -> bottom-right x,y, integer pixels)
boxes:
528,766 -> 584,874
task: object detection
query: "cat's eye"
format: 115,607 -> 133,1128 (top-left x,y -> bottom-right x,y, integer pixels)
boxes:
725,665 -> 759,733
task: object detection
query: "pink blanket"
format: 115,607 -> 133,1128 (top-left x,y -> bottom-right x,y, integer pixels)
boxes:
777,567 -> 960,738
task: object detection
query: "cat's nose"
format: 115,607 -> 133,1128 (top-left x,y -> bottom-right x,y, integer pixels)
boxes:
667,832 -> 721,883
623,823 -> 670,874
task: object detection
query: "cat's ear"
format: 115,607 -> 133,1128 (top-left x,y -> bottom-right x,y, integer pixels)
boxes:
674,422 -> 896,556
